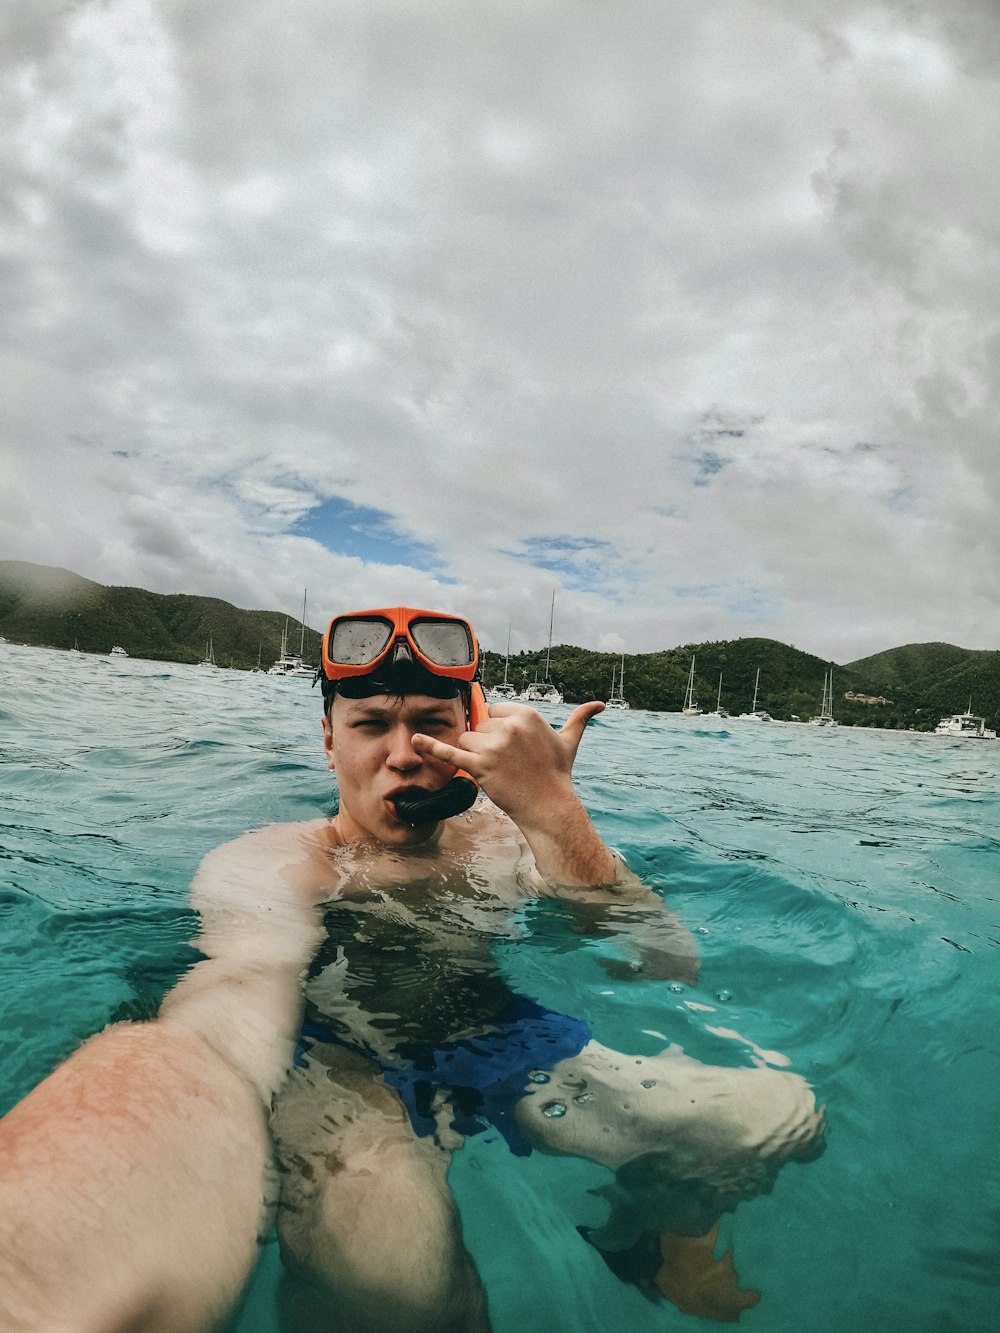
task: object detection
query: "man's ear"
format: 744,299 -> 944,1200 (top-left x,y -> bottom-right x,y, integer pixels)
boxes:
322,716 -> 336,771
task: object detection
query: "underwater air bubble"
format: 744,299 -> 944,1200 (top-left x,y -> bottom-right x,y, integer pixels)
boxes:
641,1080 -> 656,1088
574,1092 -> 596,1104
715,989 -> 733,1002
542,1102 -> 568,1118
527,1071 -> 550,1084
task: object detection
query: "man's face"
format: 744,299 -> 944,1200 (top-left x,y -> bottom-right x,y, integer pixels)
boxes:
323,691 -> 466,846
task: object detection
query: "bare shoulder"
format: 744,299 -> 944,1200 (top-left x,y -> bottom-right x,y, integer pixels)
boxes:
191,818 -> 343,912
200,817 -> 332,859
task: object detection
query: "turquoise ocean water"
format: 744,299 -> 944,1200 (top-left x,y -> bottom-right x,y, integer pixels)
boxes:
1,643 -> 998,1332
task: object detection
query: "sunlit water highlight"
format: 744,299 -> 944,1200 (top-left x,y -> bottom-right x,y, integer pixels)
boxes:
1,644 -> 997,1331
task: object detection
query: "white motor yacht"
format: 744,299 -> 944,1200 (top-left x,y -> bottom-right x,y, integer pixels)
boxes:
934,704 -> 996,739
521,680 -> 563,704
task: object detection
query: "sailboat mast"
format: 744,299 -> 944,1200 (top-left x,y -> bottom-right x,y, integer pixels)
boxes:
544,592 -> 554,681
502,623 -> 511,685
299,590 -> 308,656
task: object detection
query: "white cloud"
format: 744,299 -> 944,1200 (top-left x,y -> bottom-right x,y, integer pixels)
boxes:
2,0 -> 1000,661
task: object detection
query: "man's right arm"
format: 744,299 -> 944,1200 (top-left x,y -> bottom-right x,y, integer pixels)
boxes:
158,820 -> 331,1101
0,820 -> 332,1331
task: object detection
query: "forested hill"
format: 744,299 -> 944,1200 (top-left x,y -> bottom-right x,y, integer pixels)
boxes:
0,560 -> 321,671
842,642 -> 1000,731
487,640 -> 999,731
2,560 -> 997,729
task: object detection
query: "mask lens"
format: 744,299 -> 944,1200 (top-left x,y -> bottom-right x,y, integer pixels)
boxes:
410,619 -> 474,667
329,618 -> 393,666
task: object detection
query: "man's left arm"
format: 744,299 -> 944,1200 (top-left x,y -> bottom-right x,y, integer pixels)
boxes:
413,700 -> 617,885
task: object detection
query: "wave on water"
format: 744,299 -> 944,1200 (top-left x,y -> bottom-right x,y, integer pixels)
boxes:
2,646 -> 999,1331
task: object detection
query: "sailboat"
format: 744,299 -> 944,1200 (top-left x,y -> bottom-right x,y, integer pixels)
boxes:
487,624 -> 517,702
681,655 -> 701,715
250,643 -> 264,674
268,591 -> 315,678
738,668 -> 772,721
605,654 -> 629,711
198,637 -> 217,668
520,592 -> 563,704
809,668 -> 837,726
702,672 -> 729,719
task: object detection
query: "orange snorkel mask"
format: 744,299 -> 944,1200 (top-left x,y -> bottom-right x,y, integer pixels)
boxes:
319,607 -> 489,825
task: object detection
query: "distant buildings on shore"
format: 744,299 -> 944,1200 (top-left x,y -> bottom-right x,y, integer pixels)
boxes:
843,690 -> 893,706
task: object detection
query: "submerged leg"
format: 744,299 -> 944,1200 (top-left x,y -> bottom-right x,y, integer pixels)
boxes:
514,1039 -> 824,1180
272,1042 -> 489,1333
519,1039 -> 823,1323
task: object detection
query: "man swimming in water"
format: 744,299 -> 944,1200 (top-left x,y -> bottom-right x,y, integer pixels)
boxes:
272,608 -> 822,1330
0,606 -> 823,1332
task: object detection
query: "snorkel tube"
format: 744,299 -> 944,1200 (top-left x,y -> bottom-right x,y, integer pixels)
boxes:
392,683 -> 489,826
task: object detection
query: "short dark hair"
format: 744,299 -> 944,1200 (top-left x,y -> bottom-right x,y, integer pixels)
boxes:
321,660 -> 468,715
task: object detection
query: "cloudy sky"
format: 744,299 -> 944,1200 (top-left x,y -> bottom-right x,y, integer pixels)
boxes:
3,0 -> 999,663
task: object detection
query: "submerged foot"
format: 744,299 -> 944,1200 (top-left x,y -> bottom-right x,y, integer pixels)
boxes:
578,1222 -> 760,1323
653,1225 -> 760,1322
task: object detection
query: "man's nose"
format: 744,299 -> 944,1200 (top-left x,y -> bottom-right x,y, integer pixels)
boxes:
386,725 -> 422,771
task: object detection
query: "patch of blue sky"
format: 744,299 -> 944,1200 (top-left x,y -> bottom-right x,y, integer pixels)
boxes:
724,585 -> 781,619
501,535 -> 621,593
673,584 -> 725,600
885,485 -> 914,511
690,450 -> 730,486
295,496 -> 447,575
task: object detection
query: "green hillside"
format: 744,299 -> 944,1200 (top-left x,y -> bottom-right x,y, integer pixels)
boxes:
843,642 -> 1000,730
845,642 -> 972,690
486,638 -> 845,718
486,639 -> 999,731
0,560 -> 321,671
3,561 -> 997,729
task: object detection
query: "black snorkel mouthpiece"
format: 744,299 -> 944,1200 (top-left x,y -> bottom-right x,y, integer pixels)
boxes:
392,776 -> 478,826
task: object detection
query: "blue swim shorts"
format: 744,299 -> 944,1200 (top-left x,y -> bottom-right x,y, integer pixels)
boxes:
296,995 -> 591,1157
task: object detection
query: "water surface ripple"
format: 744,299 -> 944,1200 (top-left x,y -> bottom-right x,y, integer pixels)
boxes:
1,646 -> 997,1332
